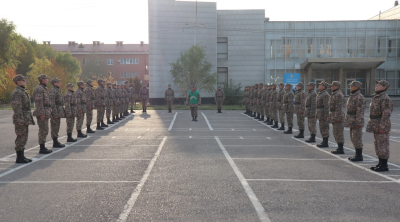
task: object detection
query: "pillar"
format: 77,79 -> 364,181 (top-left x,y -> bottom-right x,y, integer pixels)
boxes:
307,67 -> 312,84
339,67 -> 344,94
369,68 -> 376,96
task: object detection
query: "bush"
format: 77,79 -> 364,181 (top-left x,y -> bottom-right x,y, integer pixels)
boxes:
222,79 -> 243,105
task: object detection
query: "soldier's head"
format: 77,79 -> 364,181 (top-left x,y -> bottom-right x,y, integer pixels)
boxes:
38,74 -> 49,85
307,82 -> 316,91
259,83 -> 263,89
271,83 -> 277,90
296,82 -> 304,90
77,81 -> 85,89
132,83 -> 135,87
98,79 -> 105,86
125,81 -> 129,86
218,86 -> 221,91
51,78 -> 61,87
112,84 -> 117,89
349,81 -> 362,92
285,83 -> 292,91
67,83 -> 74,91
251,86 -> 255,90
318,81 -> 328,91
107,82 -> 112,88
86,80 -> 93,86
264,85 -> 268,90
143,84 -> 147,88
375,80 -> 389,92
168,84 -> 171,89
279,82 -> 284,89
13,74 -> 26,87
329,81 -> 340,91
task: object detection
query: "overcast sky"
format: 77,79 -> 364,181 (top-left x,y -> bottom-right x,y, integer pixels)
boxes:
0,0 -> 395,44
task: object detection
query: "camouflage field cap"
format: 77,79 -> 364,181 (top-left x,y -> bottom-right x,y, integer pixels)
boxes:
51,77 -> 61,84
297,82 -> 304,88
279,82 -> 285,87
97,79 -> 104,83
77,81 -> 85,86
319,81 -> 329,88
86,79 -> 93,84
259,83 -> 263,86
255,83 -> 259,86
307,82 -> 316,87
67,83 -> 74,88
271,83 -> 277,87
112,84 -> 116,86
285,83 -> 292,88
125,81 -> 129,84
38,74 -> 49,81
349,81 -> 362,88
329,81 -> 341,87
376,80 -> 390,88
13,74 -> 26,83
106,82 -> 112,85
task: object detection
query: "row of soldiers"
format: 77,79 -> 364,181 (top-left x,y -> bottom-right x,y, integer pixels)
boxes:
10,74 -> 149,164
243,80 -> 393,172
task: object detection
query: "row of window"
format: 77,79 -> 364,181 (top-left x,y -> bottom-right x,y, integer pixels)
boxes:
121,72 -> 139,79
82,59 -> 140,65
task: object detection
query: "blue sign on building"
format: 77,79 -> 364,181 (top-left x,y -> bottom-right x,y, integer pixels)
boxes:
284,73 -> 301,86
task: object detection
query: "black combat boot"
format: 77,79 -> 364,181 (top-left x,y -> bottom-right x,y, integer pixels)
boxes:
116,115 -> 122,120
77,130 -> 87,138
39,144 -> 52,154
277,123 -> 285,131
370,158 -> 382,171
16,151 -> 30,163
258,116 -> 264,121
192,116 -> 195,121
101,121 -> 108,127
348,149 -> 363,161
219,109 -> 222,113
317,137 -> 329,148
107,118 -> 114,124
331,143 -> 344,154
87,124 -> 95,133
255,114 -> 260,119
169,108 -> 172,113
96,122 -> 104,130
113,116 -> 119,122
305,134 -> 316,143
272,121 -> 279,128
131,109 -> 134,113
266,117 -> 270,123
248,111 -> 252,116
22,150 -> 32,162
194,116 -> 198,122
372,158 -> 389,171
52,137 -> 65,148
67,133 -> 77,142
294,129 -> 304,138
120,113 -> 124,118
267,119 -> 274,125
284,127 -> 293,134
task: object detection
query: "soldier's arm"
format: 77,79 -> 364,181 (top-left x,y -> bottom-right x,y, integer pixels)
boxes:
34,88 -> 45,116
310,93 -> 317,117
49,90 -> 57,117
379,97 -> 392,132
11,91 -> 24,125
323,95 -> 329,119
172,90 -> 175,100
64,94 -> 71,117
355,96 -> 365,127
198,93 -> 201,105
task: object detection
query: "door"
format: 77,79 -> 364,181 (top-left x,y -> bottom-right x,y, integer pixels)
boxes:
345,79 -> 356,96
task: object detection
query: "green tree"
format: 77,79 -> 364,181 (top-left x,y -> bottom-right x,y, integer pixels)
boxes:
55,52 -> 81,84
170,45 -> 217,98
222,79 -> 243,105
16,38 -> 37,75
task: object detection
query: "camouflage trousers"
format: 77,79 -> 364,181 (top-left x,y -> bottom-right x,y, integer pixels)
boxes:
76,112 -> 85,130
319,119 -> 330,138
332,122 -> 344,144
258,104 -> 263,115
271,108 -> 278,122
279,110 -> 285,124
216,101 -> 222,110
297,113 -> 305,130
307,117 -> 317,135
190,104 -> 198,117
113,105 -> 118,117
374,133 -> 390,159
286,112 -> 293,127
119,105 -> 123,114
15,124 -> 28,151
167,101 -> 173,110
37,117 -> 49,144
130,98 -> 135,109
86,109 -> 93,125
106,105 -> 112,119
265,106 -> 269,117
350,127 -> 363,149
97,106 -> 105,123
252,103 -> 257,113
142,99 -> 148,109
50,117 -> 61,138
66,117 -> 75,133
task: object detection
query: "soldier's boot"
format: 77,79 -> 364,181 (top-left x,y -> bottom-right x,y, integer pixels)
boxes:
194,116 -> 198,122
169,109 -> 172,113
67,133 -> 77,142
101,121 -> 108,128
52,137 -> 65,148
372,158 -> 389,172
331,143 -> 344,154
247,111 -> 252,116
251,112 -> 256,117
131,109 -> 134,114
277,123 -> 285,131
294,130 -> 304,138
77,130 -> 87,138
370,158 -> 382,170
191,116 -> 195,121
255,114 -> 261,120
120,114 -> 125,118
348,149 -> 363,162
265,117 -> 270,123
39,144 -> 52,154
283,127 -> 293,134
16,151 -> 30,164
113,116 -> 119,122
305,134 -> 316,143
87,124 -> 95,133
272,121 -> 279,128
267,119 -> 274,125
220,109 -> 222,113
316,137 -> 329,148
22,150 -> 32,162
107,118 -> 114,125
258,116 -> 264,121
96,122 -> 104,130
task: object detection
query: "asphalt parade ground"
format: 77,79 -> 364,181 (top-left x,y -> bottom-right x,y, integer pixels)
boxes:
1,109 -> 400,221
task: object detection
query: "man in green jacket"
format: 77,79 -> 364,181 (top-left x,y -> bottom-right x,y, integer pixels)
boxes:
187,86 -> 201,121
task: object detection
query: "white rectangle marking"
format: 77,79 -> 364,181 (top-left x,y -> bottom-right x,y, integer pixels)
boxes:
246,179 -> 395,183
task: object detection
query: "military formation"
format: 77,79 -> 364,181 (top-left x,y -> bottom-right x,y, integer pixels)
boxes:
11,74 -> 137,163
243,80 -> 393,171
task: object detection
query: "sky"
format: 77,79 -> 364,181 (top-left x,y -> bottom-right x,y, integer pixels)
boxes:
0,0 -> 396,44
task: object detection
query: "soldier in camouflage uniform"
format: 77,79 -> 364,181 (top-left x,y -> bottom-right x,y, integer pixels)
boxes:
277,83 -> 286,130
130,83 -> 136,113
367,80 -> 393,172
140,84 -> 149,113
257,83 -> 264,121
305,82 -> 317,143
252,84 -> 258,118
270,83 -> 279,128
32,74 -> 52,154
49,78 -> 66,148
124,83 -> 130,116
75,81 -> 87,138
187,85 -> 201,121
215,86 -> 225,113
266,84 -> 273,124
254,84 -> 262,120
118,85 -> 125,119
106,82 -> 115,124
294,83 -> 306,138
165,84 -> 175,113
249,85 -> 255,117
345,81 -> 365,161
316,81 -> 331,148
261,85 -> 267,122
329,81 -> 346,154
243,86 -> 249,114
112,84 -> 120,122
95,79 -> 108,130
64,83 -> 78,142
11,74 -> 35,163
283,83 -> 294,134
84,80 -> 95,133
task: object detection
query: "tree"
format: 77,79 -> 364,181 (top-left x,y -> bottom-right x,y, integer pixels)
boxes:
170,45 -> 217,98
0,68 -> 17,103
222,79 -> 243,105
80,52 -> 108,81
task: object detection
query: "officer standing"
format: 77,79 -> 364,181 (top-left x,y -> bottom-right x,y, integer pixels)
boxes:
252,84 -> 258,118
106,82 -> 115,124
277,83 -> 286,130
305,82 -> 317,143
49,78 -> 66,148
75,81 -> 87,138
329,81 -> 346,154
215,86 -> 225,113
249,85 -> 255,117
118,85 -> 125,119
130,83 -> 136,113
84,80 -> 95,133
316,81 -> 330,148
270,83 -> 279,128
112,84 -> 120,122
367,80 -> 393,171
64,83 -> 78,142
165,84 -> 175,113
11,74 -> 35,163
261,85 -> 267,122
257,83 -> 263,120
283,83 -> 294,134
187,85 -> 201,121
124,83 -> 130,116
140,84 -> 149,113
266,84 -> 273,124
243,86 -> 249,115
95,79 -> 108,130
345,81 -> 365,161
294,83 -> 306,138
32,74 -> 52,154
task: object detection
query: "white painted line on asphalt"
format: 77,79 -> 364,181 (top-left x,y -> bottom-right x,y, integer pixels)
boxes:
253,129 -> 257,131
201,112 -> 213,131
232,129 -> 235,131
41,159 -> 151,161
224,145 -> 307,147
266,137 -> 271,140
103,115 -> 132,131
112,136 -> 116,138
117,136 -> 168,222
71,145 -> 159,147
232,158 -> 340,161
189,136 -> 192,139
215,137 -> 271,222
189,128 -> 192,131
240,137 -> 244,139
246,179 -> 395,183
168,112 -> 178,131
147,129 -> 149,131
0,181 -> 139,184
137,136 -> 141,138
125,129 -> 128,131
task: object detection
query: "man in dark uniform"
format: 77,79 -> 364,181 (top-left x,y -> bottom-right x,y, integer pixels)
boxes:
215,86 -> 225,113
165,84 -> 175,113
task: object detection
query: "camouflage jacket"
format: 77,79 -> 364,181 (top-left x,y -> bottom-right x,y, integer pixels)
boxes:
112,89 -> 119,106
294,89 -> 306,115
11,86 -> 35,125
278,89 -> 285,110
64,90 -> 77,118
124,88 -> 130,103
271,89 -> 278,111
115,89 -> 121,105
95,85 -> 107,107
242,90 -> 248,104
130,86 -> 136,99
344,90 -> 365,128
165,89 -> 175,101
366,91 -> 393,133
75,87 -> 86,113
249,89 -> 254,104
283,90 -> 294,113
140,87 -> 149,100
106,87 -> 114,106
305,90 -> 317,118
84,85 -> 96,109
266,90 -> 272,108
49,86 -> 66,118
260,89 -> 267,106
215,90 -> 225,102
33,84 -> 52,118
328,89 -> 345,123
316,89 -> 330,120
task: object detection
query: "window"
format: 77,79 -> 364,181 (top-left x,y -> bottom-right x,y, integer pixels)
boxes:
375,70 -> 400,95
119,59 -> 139,64
217,37 -> 228,59
120,72 -> 139,79
107,59 -> 113,65
82,59 -> 86,65
217,67 -> 228,87
96,59 -> 100,65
